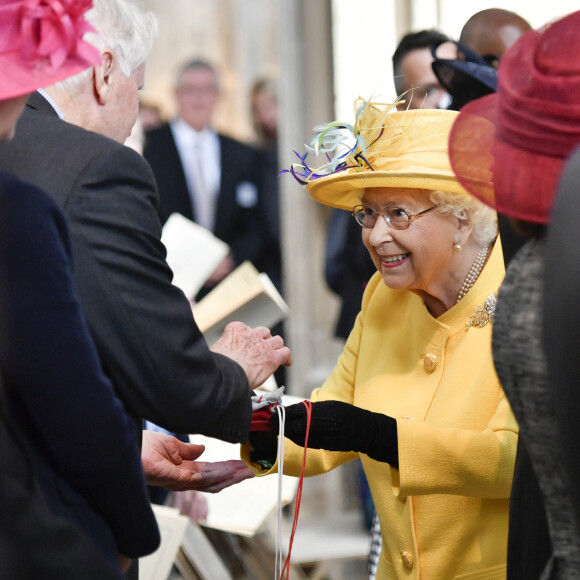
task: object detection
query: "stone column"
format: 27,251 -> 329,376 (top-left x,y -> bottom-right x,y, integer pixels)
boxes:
277,0 -> 361,527
277,0 -> 344,399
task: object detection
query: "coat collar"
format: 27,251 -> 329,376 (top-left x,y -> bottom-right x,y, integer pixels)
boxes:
27,90 -> 60,117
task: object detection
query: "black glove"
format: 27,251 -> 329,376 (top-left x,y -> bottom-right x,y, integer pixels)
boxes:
272,400 -> 399,467
248,430 -> 278,468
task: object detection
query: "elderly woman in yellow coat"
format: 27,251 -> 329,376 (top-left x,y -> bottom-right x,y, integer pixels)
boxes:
246,101 -> 517,579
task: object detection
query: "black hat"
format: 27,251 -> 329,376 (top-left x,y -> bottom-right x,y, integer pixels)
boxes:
431,41 -> 497,111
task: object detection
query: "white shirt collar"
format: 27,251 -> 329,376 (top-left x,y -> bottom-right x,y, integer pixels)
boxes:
171,117 -> 215,146
37,89 -> 65,120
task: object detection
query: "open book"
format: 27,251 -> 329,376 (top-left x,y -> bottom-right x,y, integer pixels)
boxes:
161,212 -> 230,299
192,261 -> 289,345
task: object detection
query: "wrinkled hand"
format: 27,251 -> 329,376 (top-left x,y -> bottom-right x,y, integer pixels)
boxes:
211,321 -> 292,389
142,430 -> 255,492
273,400 -> 399,466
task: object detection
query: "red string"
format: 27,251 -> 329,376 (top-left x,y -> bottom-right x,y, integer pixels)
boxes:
279,400 -> 312,580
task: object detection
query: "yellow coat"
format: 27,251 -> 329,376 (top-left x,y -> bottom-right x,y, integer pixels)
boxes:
247,242 -> 517,579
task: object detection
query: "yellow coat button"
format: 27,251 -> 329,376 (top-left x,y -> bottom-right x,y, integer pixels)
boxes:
401,551 -> 414,570
423,353 -> 437,372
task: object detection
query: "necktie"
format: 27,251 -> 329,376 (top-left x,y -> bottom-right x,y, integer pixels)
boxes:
192,141 -> 214,231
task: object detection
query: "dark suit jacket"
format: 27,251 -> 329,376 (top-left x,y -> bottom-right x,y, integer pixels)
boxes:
0,397 -> 123,580
143,123 -> 270,273
0,172 -> 159,566
0,93 -> 251,441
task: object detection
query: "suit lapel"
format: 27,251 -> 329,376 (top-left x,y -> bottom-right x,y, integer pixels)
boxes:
214,134 -> 233,237
163,126 -> 196,222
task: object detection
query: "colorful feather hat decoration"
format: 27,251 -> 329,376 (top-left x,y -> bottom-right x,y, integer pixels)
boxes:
286,98 -> 474,211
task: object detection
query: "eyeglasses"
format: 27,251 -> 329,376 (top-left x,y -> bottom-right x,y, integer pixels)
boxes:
352,204 -> 438,230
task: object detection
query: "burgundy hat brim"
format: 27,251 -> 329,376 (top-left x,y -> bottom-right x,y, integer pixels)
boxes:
449,12 -> 580,225
448,92 -> 566,224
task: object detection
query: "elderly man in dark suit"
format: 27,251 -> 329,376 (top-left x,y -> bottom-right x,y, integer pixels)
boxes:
144,59 -> 271,295
0,0 -> 161,575
0,0 -> 291,498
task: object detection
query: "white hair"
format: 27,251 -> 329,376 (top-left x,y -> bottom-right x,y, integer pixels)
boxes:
429,189 -> 498,246
56,0 -> 158,91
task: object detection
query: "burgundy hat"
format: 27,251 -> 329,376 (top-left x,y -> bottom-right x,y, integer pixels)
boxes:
448,10 -> 580,224
0,0 -> 100,101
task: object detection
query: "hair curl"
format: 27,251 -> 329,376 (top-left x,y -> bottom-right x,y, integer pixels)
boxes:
429,189 -> 497,246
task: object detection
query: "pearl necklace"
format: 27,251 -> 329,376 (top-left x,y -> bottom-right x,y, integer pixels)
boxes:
456,245 -> 488,303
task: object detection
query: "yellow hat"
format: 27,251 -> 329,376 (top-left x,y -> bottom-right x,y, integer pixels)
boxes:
293,100 -> 473,211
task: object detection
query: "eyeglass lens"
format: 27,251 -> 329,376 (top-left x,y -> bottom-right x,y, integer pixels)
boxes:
353,206 -> 411,229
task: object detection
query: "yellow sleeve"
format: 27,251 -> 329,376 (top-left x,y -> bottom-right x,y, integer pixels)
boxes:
393,389 -> 517,498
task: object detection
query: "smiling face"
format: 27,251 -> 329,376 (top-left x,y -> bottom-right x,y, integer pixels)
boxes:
361,187 -> 463,301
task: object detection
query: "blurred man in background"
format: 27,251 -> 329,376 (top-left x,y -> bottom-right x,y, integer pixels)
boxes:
392,29 -> 456,109
459,8 -> 531,69
144,60 -> 272,297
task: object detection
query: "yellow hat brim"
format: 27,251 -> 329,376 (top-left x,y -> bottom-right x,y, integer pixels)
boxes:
306,169 -> 470,211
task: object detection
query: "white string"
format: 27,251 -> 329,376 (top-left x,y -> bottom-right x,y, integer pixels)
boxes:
273,404 -> 285,580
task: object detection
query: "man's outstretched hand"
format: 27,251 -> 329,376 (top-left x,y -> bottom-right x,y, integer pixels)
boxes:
142,430 -> 254,493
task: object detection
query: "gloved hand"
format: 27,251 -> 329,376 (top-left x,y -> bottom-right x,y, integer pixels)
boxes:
272,400 -> 399,466
248,430 -> 278,468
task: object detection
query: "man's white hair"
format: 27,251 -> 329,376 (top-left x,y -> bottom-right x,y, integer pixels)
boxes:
56,0 -> 158,91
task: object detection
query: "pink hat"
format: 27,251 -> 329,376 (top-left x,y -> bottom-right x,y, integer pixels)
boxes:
448,10 -> 580,224
0,0 -> 100,101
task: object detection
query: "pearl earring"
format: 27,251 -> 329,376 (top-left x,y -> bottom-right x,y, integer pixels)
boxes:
454,243 -> 462,252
